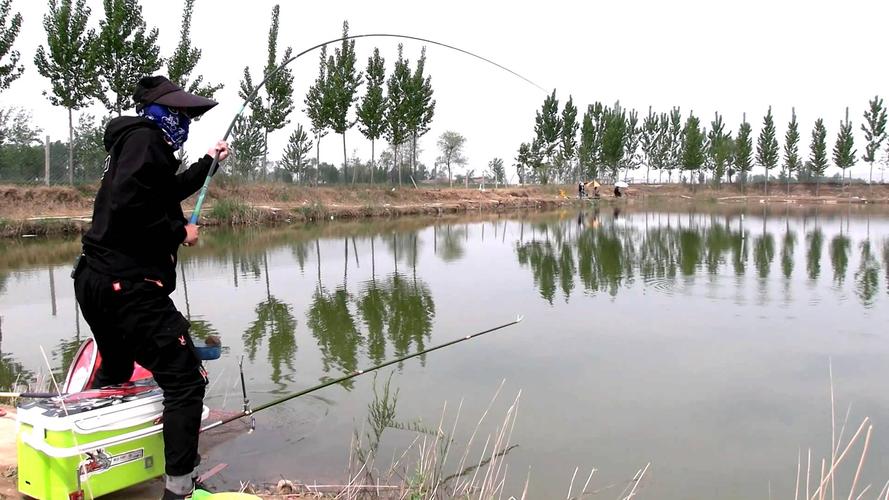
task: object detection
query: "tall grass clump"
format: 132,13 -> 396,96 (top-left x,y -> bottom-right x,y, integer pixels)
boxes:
207,199 -> 257,225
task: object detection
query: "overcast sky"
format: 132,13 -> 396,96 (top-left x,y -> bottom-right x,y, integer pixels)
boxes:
2,0 -> 888,182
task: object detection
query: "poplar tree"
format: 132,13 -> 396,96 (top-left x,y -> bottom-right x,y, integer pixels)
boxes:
356,48 -> 387,185
489,157 -> 505,186
782,108 -> 800,194
385,45 -> 410,185
34,0 -> 98,185
240,5 -> 294,179
166,0 -> 222,98
515,142 -> 531,185
601,103 -> 626,181
809,118 -> 828,195
230,114 -> 265,178
667,107 -> 682,182
861,96 -> 887,186
681,112 -> 706,186
436,131 -> 466,187
305,45 -> 331,185
533,90 -> 561,184
655,112 -> 671,182
404,46 -> 434,183
756,106 -> 779,195
621,109 -> 641,181
578,107 -> 596,180
708,112 -> 732,188
559,95 -> 578,181
280,124 -> 312,183
0,0 -> 23,91
735,114 -> 754,190
326,21 -> 362,182
833,107 -> 857,187
93,0 -> 162,115
640,107 -> 658,183
590,102 -> 606,176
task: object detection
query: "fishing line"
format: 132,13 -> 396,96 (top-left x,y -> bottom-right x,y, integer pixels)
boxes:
190,33 -> 547,223
200,315 -> 524,433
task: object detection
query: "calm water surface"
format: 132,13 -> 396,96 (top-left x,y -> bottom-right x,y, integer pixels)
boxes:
1,204 -> 888,498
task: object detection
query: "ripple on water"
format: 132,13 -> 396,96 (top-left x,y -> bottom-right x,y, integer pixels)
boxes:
258,393 -> 332,432
643,275 -> 676,296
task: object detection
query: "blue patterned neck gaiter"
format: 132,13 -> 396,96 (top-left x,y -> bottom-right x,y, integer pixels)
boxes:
138,103 -> 191,150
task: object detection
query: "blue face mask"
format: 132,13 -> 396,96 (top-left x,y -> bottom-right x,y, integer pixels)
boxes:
138,103 -> 191,150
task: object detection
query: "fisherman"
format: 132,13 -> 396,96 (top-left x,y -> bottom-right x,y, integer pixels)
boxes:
72,76 -> 229,500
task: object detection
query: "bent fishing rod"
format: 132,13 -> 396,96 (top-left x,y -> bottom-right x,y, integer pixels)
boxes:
200,315 -> 524,433
189,33 -> 547,224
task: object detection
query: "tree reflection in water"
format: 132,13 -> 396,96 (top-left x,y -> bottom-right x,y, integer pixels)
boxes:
883,239 -> 889,296
243,252 -> 297,387
830,233 -> 851,286
855,240 -> 879,307
510,211 -> 884,305
807,228 -> 824,281
1,315 -> 31,390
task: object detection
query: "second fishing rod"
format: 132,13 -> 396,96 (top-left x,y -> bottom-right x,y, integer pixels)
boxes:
200,315 -> 524,433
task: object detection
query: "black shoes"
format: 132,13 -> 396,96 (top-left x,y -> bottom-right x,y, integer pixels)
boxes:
160,481 -> 210,500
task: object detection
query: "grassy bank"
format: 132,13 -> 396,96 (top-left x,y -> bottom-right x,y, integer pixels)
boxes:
2,182 -> 888,238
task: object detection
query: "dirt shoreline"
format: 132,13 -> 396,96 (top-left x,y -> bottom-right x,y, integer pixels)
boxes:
1,182 -> 888,238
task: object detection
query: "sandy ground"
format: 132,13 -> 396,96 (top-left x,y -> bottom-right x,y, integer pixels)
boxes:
0,406 -> 16,498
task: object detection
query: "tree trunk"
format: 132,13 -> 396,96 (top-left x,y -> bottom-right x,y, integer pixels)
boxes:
869,161 -> 873,190
316,239 -> 321,288
344,133 -> 351,185
263,129 -> 269,181
315,136 -> 321,186
764,167 -> 768,196
395,143 -> 401,186
412,133 -> 417,180
370,139 -> 375,186
68,108 -> 74,185
447,162 -> 452,188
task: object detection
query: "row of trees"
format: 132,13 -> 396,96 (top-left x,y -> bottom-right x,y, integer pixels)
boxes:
0,0 -> 220,184
1,0 -> 444,187
3,0 -> 885,189
228,16 -> 438,186
518,91 -> 889,192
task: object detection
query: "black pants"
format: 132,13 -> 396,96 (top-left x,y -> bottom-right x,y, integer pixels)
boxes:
73,263 -> 207,476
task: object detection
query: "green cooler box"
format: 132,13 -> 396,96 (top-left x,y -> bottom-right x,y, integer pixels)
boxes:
16,386 -> 168,500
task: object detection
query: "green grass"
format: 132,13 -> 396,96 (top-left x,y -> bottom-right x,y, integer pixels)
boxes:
207,199 -> 255,225
294,201 -> 328,221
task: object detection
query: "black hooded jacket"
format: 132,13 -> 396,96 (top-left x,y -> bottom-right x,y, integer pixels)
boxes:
81,116 -> 215,291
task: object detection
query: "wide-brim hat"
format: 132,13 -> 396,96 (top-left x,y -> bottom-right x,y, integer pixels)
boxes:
133,75 -> 218,118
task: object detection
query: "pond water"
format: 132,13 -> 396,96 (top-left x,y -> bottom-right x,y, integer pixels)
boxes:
2,203 -> 888,498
